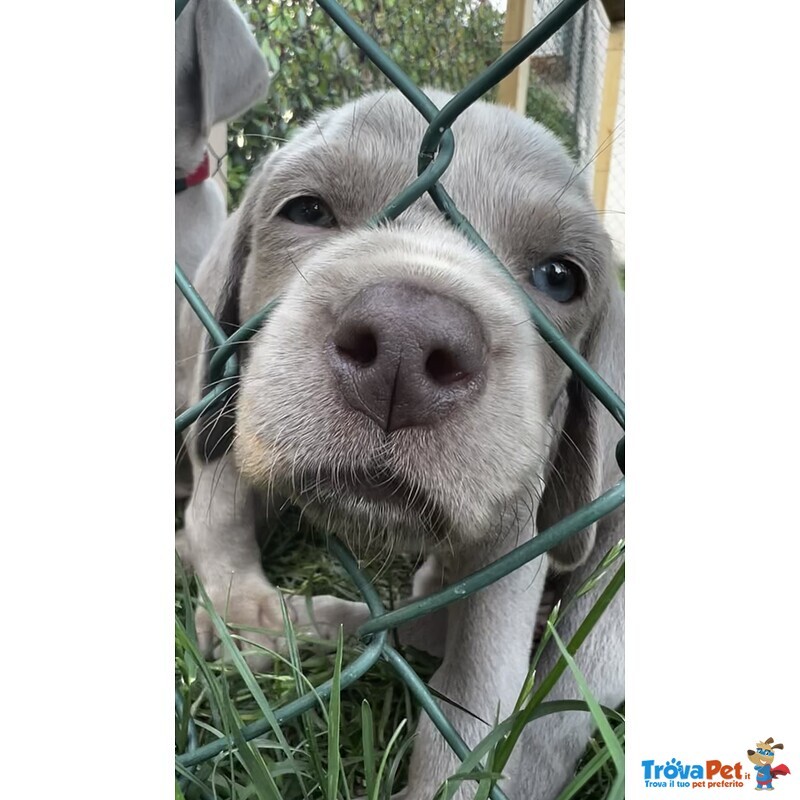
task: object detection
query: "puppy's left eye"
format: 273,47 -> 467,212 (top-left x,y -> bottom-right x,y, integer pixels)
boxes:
529,259 -> 584,303
278,195 -> 338,228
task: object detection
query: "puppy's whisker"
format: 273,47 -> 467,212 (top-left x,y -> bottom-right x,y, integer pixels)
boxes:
550,121 -> 624,207
288,253 -> 310,285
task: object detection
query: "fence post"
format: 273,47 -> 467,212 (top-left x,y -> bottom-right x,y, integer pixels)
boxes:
209,122 -> 229,208
592,16 -> 624,212
497,0 -> 535,114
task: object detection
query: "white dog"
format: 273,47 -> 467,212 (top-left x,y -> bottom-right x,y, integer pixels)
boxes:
176,89 -> 625,800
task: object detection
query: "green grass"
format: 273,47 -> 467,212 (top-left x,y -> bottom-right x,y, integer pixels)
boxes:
175,513 -> 624,800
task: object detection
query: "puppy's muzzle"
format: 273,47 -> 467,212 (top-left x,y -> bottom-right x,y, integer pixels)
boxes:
326,282 -> 487,432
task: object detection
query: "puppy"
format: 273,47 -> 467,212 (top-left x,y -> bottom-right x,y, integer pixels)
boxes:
176,89 -> 625,800
175,0 -> 270,499
175,0 -> 270,280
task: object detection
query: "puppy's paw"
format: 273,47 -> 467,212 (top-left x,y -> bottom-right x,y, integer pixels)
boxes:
195,576 -> 295,672
288,594 -> 371,642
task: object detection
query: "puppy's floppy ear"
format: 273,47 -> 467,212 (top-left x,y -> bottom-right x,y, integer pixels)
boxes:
194,0 -> 270,136
537,283 -> 624,570
176,0 -> 270,168
193,187 -> 259,462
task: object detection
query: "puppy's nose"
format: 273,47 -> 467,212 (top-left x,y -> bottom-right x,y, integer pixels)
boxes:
327,282 -> 486,431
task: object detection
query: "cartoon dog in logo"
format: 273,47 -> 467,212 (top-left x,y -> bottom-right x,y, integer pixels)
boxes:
747,738 -> 791,790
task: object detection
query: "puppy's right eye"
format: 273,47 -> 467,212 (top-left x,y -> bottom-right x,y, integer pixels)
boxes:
529,258 -> 584,303
278,195 -> 338,228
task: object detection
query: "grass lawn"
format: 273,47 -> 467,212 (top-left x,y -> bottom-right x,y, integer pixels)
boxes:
175,509 -> 624,800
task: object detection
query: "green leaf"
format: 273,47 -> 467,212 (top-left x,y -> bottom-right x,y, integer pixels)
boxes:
326,627 -> 344,800
361,701 -> 377,799
260,39 -> 280,75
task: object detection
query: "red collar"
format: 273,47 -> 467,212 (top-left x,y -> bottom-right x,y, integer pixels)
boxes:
175,151 -> 211,193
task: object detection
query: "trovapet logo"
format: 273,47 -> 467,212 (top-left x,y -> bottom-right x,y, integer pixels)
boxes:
641,758 -> 746,789
641,737 -> 791,791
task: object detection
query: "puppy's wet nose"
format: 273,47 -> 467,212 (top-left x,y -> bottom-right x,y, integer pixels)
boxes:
327,282 -> 486,431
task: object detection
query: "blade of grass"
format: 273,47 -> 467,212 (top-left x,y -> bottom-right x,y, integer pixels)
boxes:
174,762 -> 218,800
276,593 -> 313,798
531,541 -> 624,674
176,556 -> 199,684
279,595 -> 327,797
433,715 -> 516,800
547,622 -> 624,777
361,700 -> 377,798
228,726 -> 283,800
437,772 -> 508,800
553,723 -> 625,800
195,649 -> 282,800
512,597 -> 563,716
608,773 -> 624,800
175,617 -> 229,737
495,562 -> 624,769
327,626 -> 345,800
197,582 -> 299,765
373,719 -> 407,800
382,733 -> 416,800
440,700 -> 622,800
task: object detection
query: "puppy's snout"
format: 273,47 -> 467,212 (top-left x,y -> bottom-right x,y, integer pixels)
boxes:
327,282 -> 486,432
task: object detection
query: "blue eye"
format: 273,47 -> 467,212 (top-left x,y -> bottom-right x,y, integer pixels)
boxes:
278,195 -> 338,228
529,259 -> 583,303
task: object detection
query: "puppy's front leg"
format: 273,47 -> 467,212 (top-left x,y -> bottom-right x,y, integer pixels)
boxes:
404,533 -> 546,800
182,453 -> 290,670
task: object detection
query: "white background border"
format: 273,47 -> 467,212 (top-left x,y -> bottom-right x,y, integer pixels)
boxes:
2,2 -> 798,797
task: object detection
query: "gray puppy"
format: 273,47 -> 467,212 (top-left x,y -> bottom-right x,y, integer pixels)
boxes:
175,0 -> 270,283
176,89 -> 624,800
175,0 -> 269,499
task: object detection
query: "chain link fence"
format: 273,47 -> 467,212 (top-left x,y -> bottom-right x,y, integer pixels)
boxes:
203,0 -> 624,261
176,0 -> 625,797
526,0 -> 624,262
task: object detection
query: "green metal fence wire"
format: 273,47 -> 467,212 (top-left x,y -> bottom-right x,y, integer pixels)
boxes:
175,0 -> 625,793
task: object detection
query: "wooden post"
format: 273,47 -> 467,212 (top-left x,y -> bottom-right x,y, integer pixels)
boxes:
497,0 -> 535,114
209,122 -> 229,208
592,21 -> 624,211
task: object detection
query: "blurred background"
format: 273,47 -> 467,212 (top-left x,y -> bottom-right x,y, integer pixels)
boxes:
207,0 -> 624,266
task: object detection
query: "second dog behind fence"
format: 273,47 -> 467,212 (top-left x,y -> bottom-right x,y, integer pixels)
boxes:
174,0 -> 270,282
175,0 -> 271,498
176,88 -> 625,800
